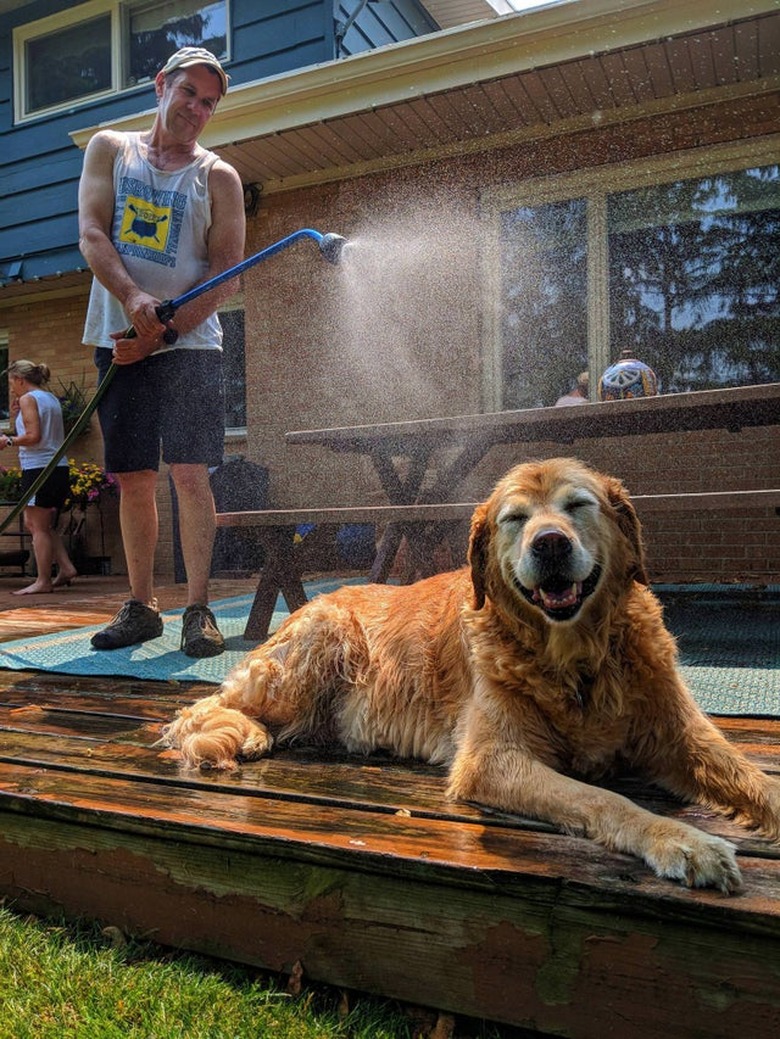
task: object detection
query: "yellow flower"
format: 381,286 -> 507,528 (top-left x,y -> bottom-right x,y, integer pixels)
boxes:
66,459 -> 118,508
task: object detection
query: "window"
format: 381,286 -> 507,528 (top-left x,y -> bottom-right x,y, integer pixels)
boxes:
14,0 -> 228,121
219,306 -> 246,430
485,143 -> 780,407
608,168 -> 779,393
500,199 -> 588,409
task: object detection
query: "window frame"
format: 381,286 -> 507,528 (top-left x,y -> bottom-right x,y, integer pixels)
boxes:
480,137 -> 780,409
218,298 -> 246,436
0,332 -> 8,424
12,0 -> 230,124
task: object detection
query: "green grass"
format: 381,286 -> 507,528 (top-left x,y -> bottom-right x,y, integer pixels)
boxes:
0,906 -> 412,1039
0,906 -> 523,1039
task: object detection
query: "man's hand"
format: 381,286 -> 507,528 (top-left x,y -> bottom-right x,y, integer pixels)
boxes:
123,290 -> 169,341
110,329 -> 165,364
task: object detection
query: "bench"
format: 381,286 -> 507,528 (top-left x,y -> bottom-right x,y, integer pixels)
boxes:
218,489 -> 780,642
217,503 -> 476,640
0,549 -> 30,574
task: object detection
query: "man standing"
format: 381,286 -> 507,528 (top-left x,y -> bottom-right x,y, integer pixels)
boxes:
79,47 -> 246,657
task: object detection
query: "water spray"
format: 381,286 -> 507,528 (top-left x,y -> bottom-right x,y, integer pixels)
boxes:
0,228 -> 348,534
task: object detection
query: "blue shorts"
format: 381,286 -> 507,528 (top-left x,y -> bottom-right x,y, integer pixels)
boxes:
21,464 -> 70,510
94,348 -> 225,473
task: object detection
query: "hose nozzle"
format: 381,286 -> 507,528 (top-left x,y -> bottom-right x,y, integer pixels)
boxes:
318,232 -> 348,265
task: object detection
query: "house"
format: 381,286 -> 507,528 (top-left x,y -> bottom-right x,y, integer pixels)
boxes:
1,0 -> 778,583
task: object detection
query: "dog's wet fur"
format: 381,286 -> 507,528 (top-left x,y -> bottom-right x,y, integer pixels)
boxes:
161,458 -> 780,892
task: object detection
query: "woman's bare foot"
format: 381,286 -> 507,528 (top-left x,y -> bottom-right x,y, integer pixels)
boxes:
12,580 -> 54,596
52,567 -> 77,588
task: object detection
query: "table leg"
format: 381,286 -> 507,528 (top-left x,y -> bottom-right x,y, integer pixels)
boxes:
368,446 -> 433,581
243,528 -> 308,642
369,523 -> 405,583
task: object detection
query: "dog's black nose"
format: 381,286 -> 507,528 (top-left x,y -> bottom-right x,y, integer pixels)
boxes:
532,529 -> 572,563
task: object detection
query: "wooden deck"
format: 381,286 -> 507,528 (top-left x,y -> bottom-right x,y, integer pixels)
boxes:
0,580 -> 779,1038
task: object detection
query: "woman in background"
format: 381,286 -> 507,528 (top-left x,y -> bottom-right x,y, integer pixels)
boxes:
1,359 -> 77,594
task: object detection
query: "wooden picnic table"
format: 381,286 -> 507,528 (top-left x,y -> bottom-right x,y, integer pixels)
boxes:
285,383 -> 780,579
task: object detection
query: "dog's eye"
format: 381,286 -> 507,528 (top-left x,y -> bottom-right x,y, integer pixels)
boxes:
501,510 -> 528,526
565,499 -> 592,514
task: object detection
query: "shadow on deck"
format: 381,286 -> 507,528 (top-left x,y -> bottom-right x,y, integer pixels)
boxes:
0,580 -> 778,1037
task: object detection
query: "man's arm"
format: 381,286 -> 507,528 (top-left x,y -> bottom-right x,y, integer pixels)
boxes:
163,159 -> 246,338
78,130 -> 168,347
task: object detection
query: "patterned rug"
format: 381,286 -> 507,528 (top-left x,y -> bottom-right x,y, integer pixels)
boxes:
0,580 -> 776,716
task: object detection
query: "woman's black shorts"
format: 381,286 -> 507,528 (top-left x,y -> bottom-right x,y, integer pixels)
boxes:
20,464 -> 70,510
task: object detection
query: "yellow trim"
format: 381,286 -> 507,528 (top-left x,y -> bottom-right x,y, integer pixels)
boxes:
14,0 -> 114,123
15,0 -> 231,125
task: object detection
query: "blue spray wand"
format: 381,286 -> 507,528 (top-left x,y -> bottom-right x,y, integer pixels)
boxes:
0,228 -> 347,534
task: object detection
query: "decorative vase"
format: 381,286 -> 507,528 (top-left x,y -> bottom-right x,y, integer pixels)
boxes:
597,351 -> 659,401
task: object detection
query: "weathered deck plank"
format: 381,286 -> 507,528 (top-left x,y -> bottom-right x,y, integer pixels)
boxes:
0,669 -> 779,1037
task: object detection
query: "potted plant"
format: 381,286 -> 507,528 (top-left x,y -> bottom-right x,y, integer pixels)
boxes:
57,374 -> 93,437
64,459 -> 119,573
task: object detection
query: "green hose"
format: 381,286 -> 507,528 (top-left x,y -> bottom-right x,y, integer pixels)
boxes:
0,362 -> 117,534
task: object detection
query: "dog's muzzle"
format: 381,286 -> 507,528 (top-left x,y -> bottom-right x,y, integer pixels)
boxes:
515,528 -> 602,621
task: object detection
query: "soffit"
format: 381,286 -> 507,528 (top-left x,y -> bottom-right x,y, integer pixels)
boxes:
71,0 -> 780,196
420,0 -> 511,29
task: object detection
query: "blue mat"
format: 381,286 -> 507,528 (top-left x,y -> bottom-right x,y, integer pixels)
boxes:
0,578 -> 353,687
0,580 -> 776,716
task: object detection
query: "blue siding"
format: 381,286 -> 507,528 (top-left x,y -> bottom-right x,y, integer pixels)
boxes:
0,0 -> 436,286
337,0 -> 438,57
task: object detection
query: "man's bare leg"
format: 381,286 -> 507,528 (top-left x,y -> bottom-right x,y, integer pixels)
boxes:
170,462 -> 215,605
170,462 -> 224,657
118,469 -> 159,605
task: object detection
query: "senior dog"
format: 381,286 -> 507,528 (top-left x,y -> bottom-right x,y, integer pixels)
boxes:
161,457 -> 779,892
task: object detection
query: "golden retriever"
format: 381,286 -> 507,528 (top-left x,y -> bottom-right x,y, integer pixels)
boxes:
161,457 -> 780,892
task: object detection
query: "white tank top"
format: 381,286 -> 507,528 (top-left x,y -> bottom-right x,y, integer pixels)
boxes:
83,132 -> 222,352
16,389 -> 69,469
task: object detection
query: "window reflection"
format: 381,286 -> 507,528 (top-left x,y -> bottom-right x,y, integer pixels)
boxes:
498,164 -> 779,405
26,15 -> 111,112
219,308 -> 246,429
127,1 -> 227,88
608,166 -> 780,392
500,199 -> 587,408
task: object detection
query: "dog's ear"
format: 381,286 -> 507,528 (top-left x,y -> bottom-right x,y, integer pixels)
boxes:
604,476 -> 649,586
468,503 -> 491,608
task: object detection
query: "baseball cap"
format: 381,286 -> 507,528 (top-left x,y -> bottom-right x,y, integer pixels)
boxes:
161,47 -> 229,96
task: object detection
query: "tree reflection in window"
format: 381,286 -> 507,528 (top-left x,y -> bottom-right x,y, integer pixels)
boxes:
609,166 -> 780,392
500,199 -> 588,409
26,15 -> 111,112
219,308 -> 246,430
127,1 -> 227,88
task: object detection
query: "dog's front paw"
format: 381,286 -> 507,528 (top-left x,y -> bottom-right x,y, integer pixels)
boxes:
646,824 -> 742,894
161,705 -> 272,770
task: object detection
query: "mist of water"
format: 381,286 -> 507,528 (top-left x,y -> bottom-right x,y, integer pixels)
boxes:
324,206 -> 490,418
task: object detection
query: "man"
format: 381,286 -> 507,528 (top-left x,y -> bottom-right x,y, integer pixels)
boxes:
79,47 -> 246,657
